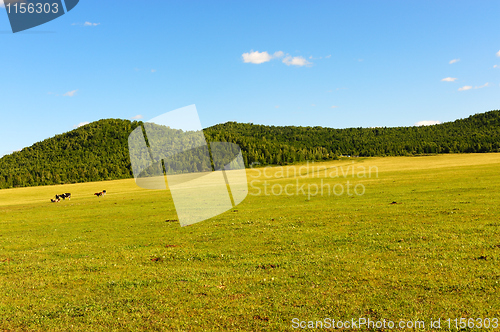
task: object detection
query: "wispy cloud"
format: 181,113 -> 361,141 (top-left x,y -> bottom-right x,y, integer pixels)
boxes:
459,83 -> 490,91
330,105 -> 339,109
282,55 -> 311,67
130,115 -> 143,120
242,50 -> 283,64
242,50 -> 312,66
494,65 -> 498,68
441,77 -> 457,82
74,122 -> 89,129
72,22 -> 100,26
133,68 -> 157,73
273,51 -> 284,58
63,90 -> 78,97
449,59 -> 460,64
48,90 -> 78,97
415,120 -> 441,126
308,54 -> 331,60
275,105 -> 280,109
0,0 -> 4,8
457,83 -> 490,91
475,82 -> 490,89
497,50 -> 500,57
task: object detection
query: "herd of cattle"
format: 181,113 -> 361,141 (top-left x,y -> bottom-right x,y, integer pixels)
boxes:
50,190 -> 106,203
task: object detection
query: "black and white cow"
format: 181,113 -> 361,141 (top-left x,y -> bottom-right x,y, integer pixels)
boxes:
56,193 -> 71,200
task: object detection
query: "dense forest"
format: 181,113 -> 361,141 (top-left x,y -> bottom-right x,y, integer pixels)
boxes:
205,110 -> 500,166
0,119 -> 140,189
0,110 -> 499,189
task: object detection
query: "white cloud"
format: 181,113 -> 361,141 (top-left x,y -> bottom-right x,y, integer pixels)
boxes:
242,51 -> 272,64
441,77 -> 457,82
242,50 -> 313,67
275,105 -> 280,109
330,105 -> 339,109
73,22 -> 100,26
475,82 -> 490,89
449,59 -> 460,64
0,0 -> 4,8
151,69 -> 157,73
458,83 -> 490,91
494,65 -> 498,68
496,50 -> 500,57
282,55 -> 311,67
325,55 -> 331,58
311,104 -> 316,107
74,122 -> 89,129
130,115 -> 143,120
241,50 -> 283,64
63,90 -> 78,97
415,120 -> 441,126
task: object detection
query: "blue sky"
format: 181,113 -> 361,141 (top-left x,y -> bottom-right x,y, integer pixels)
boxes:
0,0 -> 499,156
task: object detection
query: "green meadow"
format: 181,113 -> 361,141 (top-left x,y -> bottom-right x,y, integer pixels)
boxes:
1,154 -> 500,331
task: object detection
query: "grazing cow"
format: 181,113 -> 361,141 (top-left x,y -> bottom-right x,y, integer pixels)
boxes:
56,193 -> 71,200
51,198 -> 60,203
94,192 -> 103,197
102,190 -> 106,196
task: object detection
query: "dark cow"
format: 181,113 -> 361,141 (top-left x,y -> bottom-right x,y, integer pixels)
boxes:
94,192 -> 103,197
56,193 -> 71,200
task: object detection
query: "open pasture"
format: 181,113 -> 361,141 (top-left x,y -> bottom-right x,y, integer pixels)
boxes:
1,154 -> 500,331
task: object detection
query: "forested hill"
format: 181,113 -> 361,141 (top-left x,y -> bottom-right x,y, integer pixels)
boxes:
205,109 -> 500,166
1,110 -> 500,189
0,119 -> 141,189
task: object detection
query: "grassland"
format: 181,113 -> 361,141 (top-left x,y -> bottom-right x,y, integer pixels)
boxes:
1,154 -> 500,331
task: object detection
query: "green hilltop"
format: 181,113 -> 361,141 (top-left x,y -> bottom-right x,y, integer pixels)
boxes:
1,110 -> 499,189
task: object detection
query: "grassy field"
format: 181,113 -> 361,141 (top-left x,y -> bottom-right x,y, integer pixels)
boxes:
1,154 -> 500,331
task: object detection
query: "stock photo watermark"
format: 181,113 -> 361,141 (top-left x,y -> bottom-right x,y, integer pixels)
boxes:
3,0 -> 79,33
128,105 -> 248,227
291,317 -> 499,330
249,161 -> 378,199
